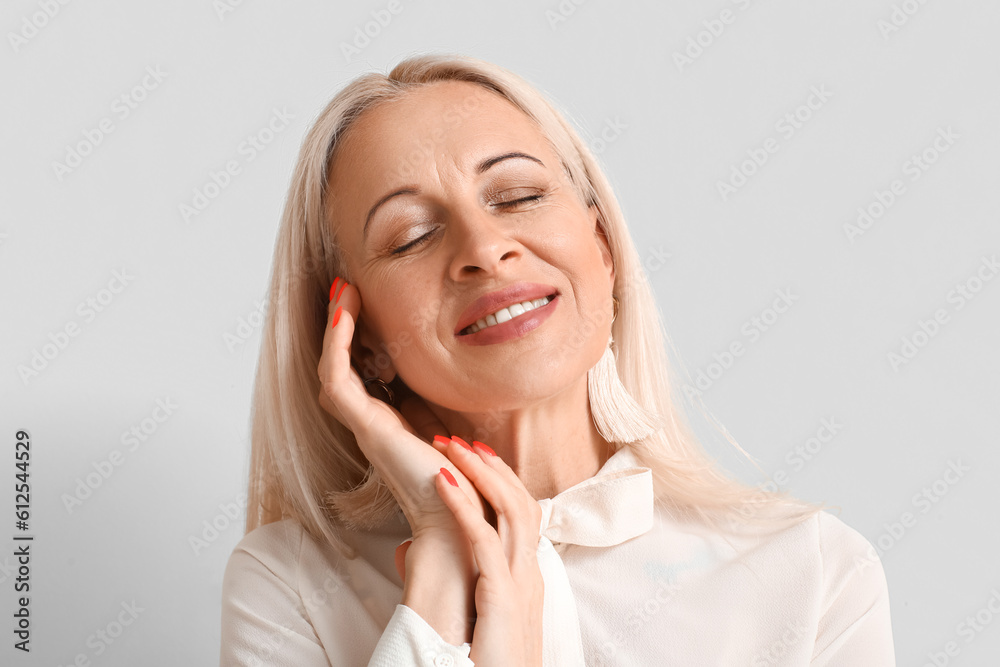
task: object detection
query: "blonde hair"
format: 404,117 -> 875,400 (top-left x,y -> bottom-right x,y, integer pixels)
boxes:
245,54 -> 823,556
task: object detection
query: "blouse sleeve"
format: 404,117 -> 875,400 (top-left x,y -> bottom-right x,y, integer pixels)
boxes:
369,605 -> 474,666
809,511 -> 896,666
220,522 -> 474,667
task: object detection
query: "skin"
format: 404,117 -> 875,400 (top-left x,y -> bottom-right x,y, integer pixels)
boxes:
318,80 -> 617,664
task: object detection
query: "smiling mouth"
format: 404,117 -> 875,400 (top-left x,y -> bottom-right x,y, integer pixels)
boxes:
458,293 -> 557,335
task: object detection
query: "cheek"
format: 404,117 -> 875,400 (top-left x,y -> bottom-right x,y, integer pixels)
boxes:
361,278 -> 444,372
544,222 -> 611,294
364,286 -> 421,342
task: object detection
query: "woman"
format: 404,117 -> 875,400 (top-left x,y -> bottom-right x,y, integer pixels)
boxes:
220,54 -> 895,666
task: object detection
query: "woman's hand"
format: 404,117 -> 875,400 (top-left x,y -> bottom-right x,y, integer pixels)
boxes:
433,437 -> 545,667
318,278 -> 486,533
319,278 -> 489,644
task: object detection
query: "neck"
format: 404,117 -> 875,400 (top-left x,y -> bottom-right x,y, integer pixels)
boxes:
435,377 -> 614,499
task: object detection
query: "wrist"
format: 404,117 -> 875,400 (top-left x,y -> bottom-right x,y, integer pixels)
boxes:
401,532 -> 478,645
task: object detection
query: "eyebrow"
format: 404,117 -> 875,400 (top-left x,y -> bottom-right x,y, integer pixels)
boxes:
362,152 -> 545,239
475,151 -> 544,174
363,187 -> 419,239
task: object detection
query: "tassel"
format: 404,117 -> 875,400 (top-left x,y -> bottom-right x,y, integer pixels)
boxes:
587,335 -> 660,443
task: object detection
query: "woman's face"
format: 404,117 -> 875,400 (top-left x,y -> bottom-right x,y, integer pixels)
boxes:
328,80 -> 614,413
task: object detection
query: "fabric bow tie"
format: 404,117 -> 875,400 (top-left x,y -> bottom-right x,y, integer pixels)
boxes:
536,465 -> 655,547
534,458 -> 655,666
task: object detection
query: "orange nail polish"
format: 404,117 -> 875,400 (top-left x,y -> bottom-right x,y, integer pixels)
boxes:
440,467 -> 458,487
472,441 -> 496,456
335,279 -> 348,301
329,278 -> 340,302
331,306 -> 342,328
433,435 -> 451,447
451,436 -> 473,451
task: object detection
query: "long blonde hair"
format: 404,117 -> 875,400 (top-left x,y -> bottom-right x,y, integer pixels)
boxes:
244,54 -> 823,556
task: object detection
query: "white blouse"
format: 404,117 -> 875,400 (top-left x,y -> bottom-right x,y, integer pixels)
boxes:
220,446 -> 895,665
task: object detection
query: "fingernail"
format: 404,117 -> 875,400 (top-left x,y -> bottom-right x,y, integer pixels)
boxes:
335,279 -> 349,301
451,436 -> 473,451
440,467 -> 458,487
331,306 -> 342,328
433,435 -> 451,447
329,278 -> 340,302
472,441 -> 496,456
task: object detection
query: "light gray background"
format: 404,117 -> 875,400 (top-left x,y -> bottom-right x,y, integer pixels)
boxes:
1,1 -> 998,665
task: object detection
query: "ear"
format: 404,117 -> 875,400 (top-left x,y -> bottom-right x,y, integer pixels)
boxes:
590,204 -> 615,289
351,314 -> 398,384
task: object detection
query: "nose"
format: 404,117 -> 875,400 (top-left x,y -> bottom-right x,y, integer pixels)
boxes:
446,209 -> 522,281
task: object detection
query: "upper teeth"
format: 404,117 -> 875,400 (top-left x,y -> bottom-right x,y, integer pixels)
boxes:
465,295 -> 553,334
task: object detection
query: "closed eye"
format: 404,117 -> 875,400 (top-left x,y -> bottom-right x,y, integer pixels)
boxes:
492,194 -> 544,209
391,229 -> 436,255
390,193 -> 543,254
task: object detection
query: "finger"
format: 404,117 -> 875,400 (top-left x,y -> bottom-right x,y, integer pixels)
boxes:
430,437 -> 497,527
436,468 -> 510,578
328,276 -> 358,318
469,440 -> 527,491
443,439 -> 540,568
399,394 -> 449,442
428,434 -> 454,454
394,539 -> 412,584
445,438 -> 529,515
318,279 -> 370,429
325,278 -> 361,355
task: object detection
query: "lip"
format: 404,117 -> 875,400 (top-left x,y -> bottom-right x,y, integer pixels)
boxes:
454,282 -> 559,336
456,295 -> 559,346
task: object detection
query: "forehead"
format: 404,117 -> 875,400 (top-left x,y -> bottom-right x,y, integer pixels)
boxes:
328,81 -> 555,202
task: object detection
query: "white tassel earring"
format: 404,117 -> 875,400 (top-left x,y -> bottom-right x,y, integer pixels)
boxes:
587,296 -> 660,443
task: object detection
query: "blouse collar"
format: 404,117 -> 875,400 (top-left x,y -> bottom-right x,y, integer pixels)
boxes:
536,445 -> 654,547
